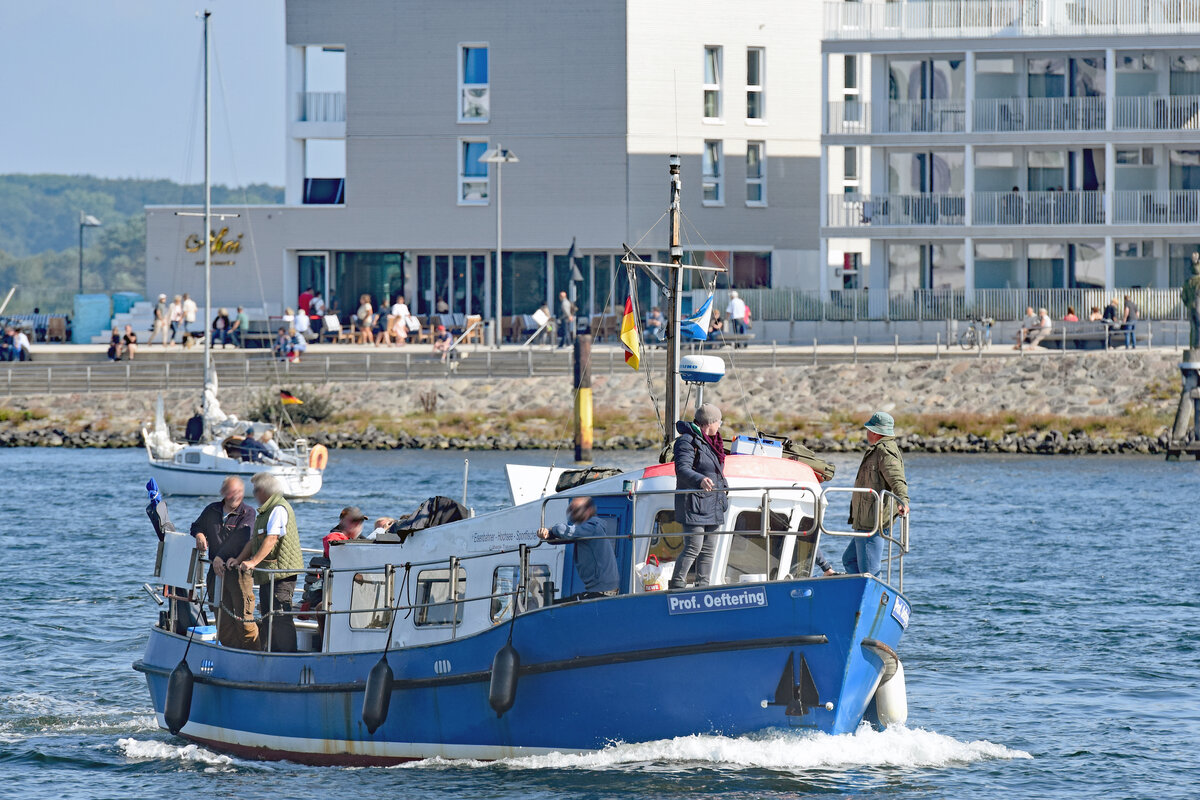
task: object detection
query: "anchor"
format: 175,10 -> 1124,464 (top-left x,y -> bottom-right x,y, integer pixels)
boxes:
769,653 -> 821,716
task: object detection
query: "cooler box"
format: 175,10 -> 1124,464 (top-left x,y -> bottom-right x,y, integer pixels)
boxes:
186,625 -> 217,642
731,435 -> 784,458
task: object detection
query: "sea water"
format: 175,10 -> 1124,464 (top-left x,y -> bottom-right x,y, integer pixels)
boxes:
1,448 -> 1196,798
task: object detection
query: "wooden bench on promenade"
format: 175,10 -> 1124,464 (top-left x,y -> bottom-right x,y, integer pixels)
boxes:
1035,321 -> 1146,350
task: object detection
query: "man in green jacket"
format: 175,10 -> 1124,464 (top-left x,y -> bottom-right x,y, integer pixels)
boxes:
844,411 -> 910,577
229,472 -> 303,652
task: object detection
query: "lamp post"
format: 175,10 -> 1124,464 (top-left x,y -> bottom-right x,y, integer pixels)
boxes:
480,143 -> 518,347
78,212 -> 102,294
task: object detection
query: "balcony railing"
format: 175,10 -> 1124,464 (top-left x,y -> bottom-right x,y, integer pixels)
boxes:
974,97 -> 1106,132
824,0 -> 1200,39
829,193 -> 966,227
1114,95 -> 1200,130
1114,190 -> 1200,224
299,91 -> 346,123
974,191 -> 1105,225
827,100 -> 968,134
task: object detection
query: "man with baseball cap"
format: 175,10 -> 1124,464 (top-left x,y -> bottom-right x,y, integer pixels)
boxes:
323,506 -> 369,557
844,411 -> 910,577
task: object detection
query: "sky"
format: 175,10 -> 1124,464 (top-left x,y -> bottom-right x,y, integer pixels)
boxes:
0,1 -> 292,187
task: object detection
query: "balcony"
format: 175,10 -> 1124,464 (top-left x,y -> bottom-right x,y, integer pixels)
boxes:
1114,190 -> 1200,224
300,91 -> 346,123
1114,95 -> 1200,130
974,97 -> 1106,132
827,100 -> 966,134
824,0 -> 1200,40
828,193 -> 966,227
974,190 -> 1105,225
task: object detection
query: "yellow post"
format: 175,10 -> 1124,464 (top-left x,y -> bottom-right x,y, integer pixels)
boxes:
574,334 -> 593,462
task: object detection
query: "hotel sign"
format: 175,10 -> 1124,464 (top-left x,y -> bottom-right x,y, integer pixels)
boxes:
185,227 -> 244,266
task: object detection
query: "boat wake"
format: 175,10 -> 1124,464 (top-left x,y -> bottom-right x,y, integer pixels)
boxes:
0,692 -> 157,743
400,725 -> 1031,773
117,737 -> 238,767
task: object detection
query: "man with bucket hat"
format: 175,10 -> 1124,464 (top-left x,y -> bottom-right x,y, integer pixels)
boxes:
844,411 -> 909,576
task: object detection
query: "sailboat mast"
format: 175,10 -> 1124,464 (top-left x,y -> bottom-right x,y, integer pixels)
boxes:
202,10 -> 212,428
663,155 -> 683,450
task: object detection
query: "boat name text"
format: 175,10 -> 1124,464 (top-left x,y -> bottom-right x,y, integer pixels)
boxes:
891,595 -> 911,629
667,586 -> 768,615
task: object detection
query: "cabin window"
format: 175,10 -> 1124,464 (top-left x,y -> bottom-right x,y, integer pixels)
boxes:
185,452 -> 201,464
349,571 -> 393,630
725,510 -> 794,582
415,568 -> 467,626
490,564 -> 551,622
648,510 -> 687,565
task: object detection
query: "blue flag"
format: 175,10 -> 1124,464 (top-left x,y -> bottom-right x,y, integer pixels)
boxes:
146,478 -> 163,507
680,295 -> 714,341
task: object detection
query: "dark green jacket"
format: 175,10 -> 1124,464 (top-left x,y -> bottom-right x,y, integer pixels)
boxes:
848,437 -> 909,531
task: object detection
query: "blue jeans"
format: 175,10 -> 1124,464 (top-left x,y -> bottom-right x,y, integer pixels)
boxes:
1124,322 -> 1136,348
212,329 -> 231,347
842,533 -> 884,576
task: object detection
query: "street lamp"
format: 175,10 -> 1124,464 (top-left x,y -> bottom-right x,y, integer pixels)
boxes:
480,143 -> 518,347
78,211 -> 102,294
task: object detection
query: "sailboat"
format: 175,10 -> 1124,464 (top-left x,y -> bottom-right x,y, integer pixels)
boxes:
135,150 -> 911,762
141,12 -> 325,499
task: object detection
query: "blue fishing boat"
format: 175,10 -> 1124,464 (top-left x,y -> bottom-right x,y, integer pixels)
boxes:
133,20 -> 912,762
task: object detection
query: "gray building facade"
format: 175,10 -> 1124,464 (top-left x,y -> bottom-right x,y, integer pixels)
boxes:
146,0 -> 821,321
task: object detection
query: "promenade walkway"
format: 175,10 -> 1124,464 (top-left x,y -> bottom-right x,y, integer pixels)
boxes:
0,339 -> 1171,396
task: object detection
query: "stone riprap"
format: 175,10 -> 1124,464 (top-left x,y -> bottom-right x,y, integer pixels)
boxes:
0,351 -> 1179,454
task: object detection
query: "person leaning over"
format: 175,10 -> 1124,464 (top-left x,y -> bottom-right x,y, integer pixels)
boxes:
537,496 -> 620,601
228,473 -> 303,652
844,411 -> 910,577
669,403 -> 729,589
190,476 -> 255,606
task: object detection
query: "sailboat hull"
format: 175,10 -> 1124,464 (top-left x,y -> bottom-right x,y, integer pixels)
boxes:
147,459 -> 322,498
134,576 -> 907,764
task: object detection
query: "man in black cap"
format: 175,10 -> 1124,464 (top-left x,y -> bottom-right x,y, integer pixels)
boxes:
323,506 -> 369,557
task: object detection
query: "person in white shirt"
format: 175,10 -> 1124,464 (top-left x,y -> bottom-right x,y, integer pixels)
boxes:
725,291 -> 748,336
389,296 -> 412,345
167,295 -> 183,346
293,310 -> 312,339
13,329 -> 31,361
181,293 -> 198,335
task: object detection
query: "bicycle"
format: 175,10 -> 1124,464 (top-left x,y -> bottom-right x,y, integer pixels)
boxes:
959,317 -> 994,350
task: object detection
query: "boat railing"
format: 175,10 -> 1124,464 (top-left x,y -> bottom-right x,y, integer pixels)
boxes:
816,487 -> 910,591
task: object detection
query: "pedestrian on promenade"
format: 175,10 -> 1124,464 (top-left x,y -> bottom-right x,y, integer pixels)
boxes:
1123,294 -> 1139,349
167,295 -> 183,347
182,293 -> 197,337
230,307 -> 249,348
152,294 -> 169,345
212,308 -> 232,348
557,290 -> 576,348
726,291 -> 748,335
844,411 -> 909,577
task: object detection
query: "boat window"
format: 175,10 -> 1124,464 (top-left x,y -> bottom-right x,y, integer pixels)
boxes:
185,452 -> 201,465
415,568 -> 466,626
648,510 -> 686,564
490,564 -> 550,623
349,572 -> 393,630
725,510 -> 792,583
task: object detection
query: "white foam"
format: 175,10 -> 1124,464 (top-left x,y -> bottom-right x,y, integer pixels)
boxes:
399,726 -> 1031,773
117,737 -> 237,767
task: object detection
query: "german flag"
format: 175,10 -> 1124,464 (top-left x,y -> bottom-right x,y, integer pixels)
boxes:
280,390 -> 304,405
620,296 -> 640,370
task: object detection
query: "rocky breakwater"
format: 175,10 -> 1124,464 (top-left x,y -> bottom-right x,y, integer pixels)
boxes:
0,350 -> 1181,454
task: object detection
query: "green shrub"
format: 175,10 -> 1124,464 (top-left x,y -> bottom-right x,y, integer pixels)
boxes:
248,387 -> 336,425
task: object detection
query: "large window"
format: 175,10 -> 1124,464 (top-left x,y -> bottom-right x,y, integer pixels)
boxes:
747,47 -> 764,120
704,46 -> 722,120
702,140 -> 723,205
459,44 -> 489,122
746,142 -> 766,206
415,568 -> 467,627
458,140 -> 489,205
332,252 -> 405,318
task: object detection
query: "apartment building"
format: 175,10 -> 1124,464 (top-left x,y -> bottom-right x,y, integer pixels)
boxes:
145,0 -> 822,322
821,0 -> 1200,313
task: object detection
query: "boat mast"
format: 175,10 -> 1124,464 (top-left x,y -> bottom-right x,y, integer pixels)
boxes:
663,155 -> 683,450
202,10 -> 212,434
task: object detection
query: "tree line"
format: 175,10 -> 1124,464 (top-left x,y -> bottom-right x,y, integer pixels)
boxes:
0,174 -> 282,313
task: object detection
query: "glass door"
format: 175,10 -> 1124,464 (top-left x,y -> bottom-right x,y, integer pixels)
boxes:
298,252 -> 329,304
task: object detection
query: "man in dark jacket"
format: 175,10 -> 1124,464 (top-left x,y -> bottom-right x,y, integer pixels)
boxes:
538,496 -> 619,600
670,403 -> 729,589
845,411 -> 910,577
190,476 -> 256,604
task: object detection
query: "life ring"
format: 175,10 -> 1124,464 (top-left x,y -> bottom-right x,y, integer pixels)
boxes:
308,444 -> 329,470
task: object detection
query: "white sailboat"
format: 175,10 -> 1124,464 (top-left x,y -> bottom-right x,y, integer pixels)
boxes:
142,11 -> 325,498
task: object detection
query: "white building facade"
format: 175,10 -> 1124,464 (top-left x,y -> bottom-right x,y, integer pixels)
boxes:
821,0 -> 1200,318
146,0 -> 823,323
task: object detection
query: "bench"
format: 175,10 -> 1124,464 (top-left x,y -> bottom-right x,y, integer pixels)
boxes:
1035,321 -> 1146,350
